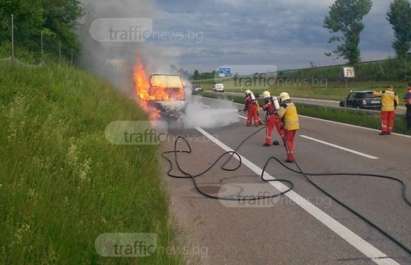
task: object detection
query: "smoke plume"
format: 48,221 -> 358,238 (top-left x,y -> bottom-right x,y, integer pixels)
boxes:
77,0 -> 240,129
183,97 -> 240,129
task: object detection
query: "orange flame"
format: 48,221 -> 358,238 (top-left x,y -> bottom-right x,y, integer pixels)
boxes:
133,56 -> 160,120
133,55 -> 185,120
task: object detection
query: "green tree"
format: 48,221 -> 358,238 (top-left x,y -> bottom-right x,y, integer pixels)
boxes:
42,0 -> 82,57
0,0 -> 44,49
387,0 -> 411,59
324,0 -> 373,65
193,69 -> 200,80
0,0 -> 82,60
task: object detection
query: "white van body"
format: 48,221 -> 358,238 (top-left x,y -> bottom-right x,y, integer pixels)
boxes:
213,83 -> 225,92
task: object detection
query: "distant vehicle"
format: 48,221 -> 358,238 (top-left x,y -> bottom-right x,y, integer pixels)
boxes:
213,83 -> 225,92
193,87 -> 203,94
339,91 -> 381,110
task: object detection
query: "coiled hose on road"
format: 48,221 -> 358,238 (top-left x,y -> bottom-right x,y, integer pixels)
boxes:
161,126 -> 411,256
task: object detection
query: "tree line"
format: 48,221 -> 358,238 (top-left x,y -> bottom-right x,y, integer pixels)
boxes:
2,0 -> 409,71
325,0 -> 411,65
0,0 -> 82,60
191,0 -> 411,81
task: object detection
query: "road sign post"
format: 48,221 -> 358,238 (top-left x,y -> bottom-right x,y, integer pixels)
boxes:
343,66 -> 355,109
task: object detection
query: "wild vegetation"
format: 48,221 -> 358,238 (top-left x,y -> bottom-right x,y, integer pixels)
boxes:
0,0 -> 82,61
0,61 -> 181,265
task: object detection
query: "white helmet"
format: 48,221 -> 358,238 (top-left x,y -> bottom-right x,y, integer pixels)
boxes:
262,91 -> 271,99
280,92 -> 291,102
250,92 -> 256,101
245,89 -> 252,95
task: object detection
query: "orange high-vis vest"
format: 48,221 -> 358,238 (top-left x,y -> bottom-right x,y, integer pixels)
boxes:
278,102 -> 300,130
373,90 -> 399,112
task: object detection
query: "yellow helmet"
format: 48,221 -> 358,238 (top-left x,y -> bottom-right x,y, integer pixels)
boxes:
280,92 -> 291,102
262,91 -> 271,99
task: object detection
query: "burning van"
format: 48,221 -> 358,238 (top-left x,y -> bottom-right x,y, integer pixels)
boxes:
147,74 -> 186,119
133,56 -> 187,120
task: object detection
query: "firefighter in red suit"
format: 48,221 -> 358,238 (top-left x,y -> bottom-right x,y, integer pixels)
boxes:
244,90 -> 261,126
261,91 -> 283,146
278,92 -> 300,163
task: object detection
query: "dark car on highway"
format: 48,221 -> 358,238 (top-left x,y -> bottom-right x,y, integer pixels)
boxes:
339,91 -> 381,110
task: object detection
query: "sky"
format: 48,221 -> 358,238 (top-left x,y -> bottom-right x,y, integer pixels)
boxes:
148,0 -> 395,71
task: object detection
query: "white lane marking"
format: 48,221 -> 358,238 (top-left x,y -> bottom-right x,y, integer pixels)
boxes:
300,115 -> 377,132
294,97 -> 339,104
300,115 -> 411,139
240,113 -> 378,159
195,127 -> 399,265
300,135 -> 379,160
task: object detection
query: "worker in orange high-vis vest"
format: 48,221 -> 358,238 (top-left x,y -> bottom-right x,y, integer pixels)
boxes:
373,86 -> 399,135
278,92 -> 300,163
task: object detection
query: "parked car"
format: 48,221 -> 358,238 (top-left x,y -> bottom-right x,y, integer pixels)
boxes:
193,87 -> 203,94
339,91 -> 381,110
213,83 -> 225,92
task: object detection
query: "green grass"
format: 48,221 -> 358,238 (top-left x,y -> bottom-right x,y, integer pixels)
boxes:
0,62 -> 182,265
201,92 -> 410,135
0,42 -> 59,65
268,81 -> 408,101
277,58 -> 411,82
194,77 -> 408,101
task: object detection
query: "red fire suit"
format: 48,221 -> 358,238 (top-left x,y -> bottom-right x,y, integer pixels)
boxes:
244,96 -> 261,126
262,100 -> 283,145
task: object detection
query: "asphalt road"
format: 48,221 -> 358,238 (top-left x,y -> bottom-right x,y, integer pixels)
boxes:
161,96 -> 411,265
210,91 -> 406,115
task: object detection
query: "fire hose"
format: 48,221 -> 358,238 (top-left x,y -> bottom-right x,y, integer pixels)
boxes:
161,126 -> 411,256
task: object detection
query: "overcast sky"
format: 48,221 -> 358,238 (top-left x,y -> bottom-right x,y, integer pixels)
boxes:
148,0 -> 395,71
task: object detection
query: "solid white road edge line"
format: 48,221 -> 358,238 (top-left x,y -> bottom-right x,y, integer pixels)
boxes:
300,115 -> 411,139
300,135 -> 379,160
195,126 -> 399,265
238,114 -> 379,160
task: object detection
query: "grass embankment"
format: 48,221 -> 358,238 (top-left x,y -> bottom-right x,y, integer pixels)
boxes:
268,81 -> 407,101
201,92 -> 410,135
193,58 -> 411,100
195,78 -> 408,101
0,62 -> 181,265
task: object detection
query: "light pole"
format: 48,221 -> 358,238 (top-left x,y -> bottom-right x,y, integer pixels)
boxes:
11,14 -> 15,63
58,41 -> 62,63
41,31 -> 44,61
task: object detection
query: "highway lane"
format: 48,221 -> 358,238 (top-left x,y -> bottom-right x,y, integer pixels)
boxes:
161,96 -> 411,265
161,132 -> 388,265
